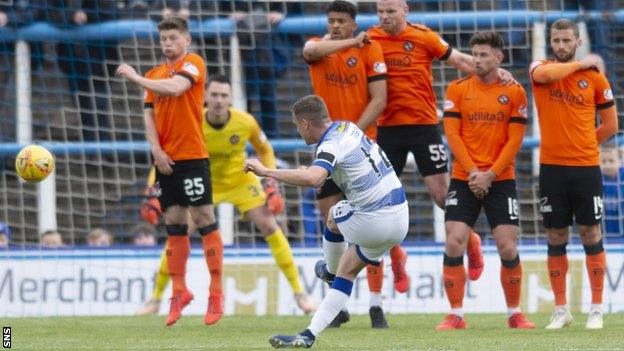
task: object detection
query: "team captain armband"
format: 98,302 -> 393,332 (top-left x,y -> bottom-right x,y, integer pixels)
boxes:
317,151 -> 335,164
312,151 -> 337,174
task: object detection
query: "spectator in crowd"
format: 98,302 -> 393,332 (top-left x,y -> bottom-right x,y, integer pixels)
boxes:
601,146 -> 624,236
0,0 -> 45,69
202,1 -> 301,138
87,228 -> 114,246
151,0 -> 191,20
133,223 -> 158,246
0,222 -> 9,248
40,229 -> 65,248
0,0 -> 46,140
47,0 -> 120,141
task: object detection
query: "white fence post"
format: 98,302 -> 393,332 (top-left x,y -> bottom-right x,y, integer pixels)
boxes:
16,40 -> 57,235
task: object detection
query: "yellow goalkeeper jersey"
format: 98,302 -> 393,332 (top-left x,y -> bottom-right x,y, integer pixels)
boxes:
146,108 -> 276,191
202,107 -> 276,191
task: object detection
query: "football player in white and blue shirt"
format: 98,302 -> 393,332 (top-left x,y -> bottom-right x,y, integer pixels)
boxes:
245,95 -> 409,349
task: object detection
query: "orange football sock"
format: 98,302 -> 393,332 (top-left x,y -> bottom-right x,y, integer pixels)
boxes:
500,256 -> 522,308
201,229 -> 223,296
547,243 -> 568,306
584,240 -> 606,305
467,231 -> 480,249
389,245 -> 405,263
443,255 -> 466,308
166,234 -> 190,295
366,259 -> 384,293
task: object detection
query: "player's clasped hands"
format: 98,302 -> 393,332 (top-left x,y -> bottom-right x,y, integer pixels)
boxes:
468,170 -> 494,199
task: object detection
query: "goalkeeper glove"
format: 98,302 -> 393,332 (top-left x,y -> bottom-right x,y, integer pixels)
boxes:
140,186 -> 162,225
263,177 -> 284,214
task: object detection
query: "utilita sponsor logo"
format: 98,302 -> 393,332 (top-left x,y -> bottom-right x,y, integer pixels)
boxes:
324,72 -> 358,86
468,111 -> 506,122
549,88 -> 584,105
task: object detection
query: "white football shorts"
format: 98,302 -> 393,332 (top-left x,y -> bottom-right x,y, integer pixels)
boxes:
332,200 -> 409,265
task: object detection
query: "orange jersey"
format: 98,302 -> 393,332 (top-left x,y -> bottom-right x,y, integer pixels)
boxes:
306,37 -> 387,139
144,53 -> 208,161
368,23 -> 451,126
443,75 -> 528,181
531,59 -> 615,166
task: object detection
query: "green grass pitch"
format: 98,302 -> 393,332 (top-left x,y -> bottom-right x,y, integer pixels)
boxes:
4,313 -> 624,350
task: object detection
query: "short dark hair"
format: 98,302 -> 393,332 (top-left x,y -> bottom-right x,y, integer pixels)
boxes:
291,95 -> 330,126
207,74 -> 231,88
469,32 -> 504,50
326,0 -> 357,19
551,19 -> 579,38
157,16 -> 189,33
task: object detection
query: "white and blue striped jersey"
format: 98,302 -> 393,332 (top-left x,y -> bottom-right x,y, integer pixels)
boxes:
312,121 -> 406,211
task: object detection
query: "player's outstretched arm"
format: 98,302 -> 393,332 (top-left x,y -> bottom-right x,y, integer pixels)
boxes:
303,32 -> 369,62
116,63 -> 191,96
245,159 -> 328,188
445,49 -> 476,75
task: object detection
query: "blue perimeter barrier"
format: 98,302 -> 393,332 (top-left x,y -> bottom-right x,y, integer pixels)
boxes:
1,135 -> 622,156
0,138 -> 541,156
0,10 -> 623,42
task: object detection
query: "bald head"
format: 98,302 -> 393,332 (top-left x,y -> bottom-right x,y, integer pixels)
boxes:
378,0 -> 406,6
376,0 -> 408,35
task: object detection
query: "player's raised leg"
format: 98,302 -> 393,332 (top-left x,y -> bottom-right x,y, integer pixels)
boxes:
389,245 -> 410,293
467,231 -> 484,280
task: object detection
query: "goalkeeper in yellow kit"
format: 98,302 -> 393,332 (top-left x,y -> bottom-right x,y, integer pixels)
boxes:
136,75 -> 316,317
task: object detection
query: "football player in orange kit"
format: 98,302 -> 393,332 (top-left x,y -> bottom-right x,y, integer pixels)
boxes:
116,16 -> 222,326
437,32 -> 534,330
531,19 -> 617,330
